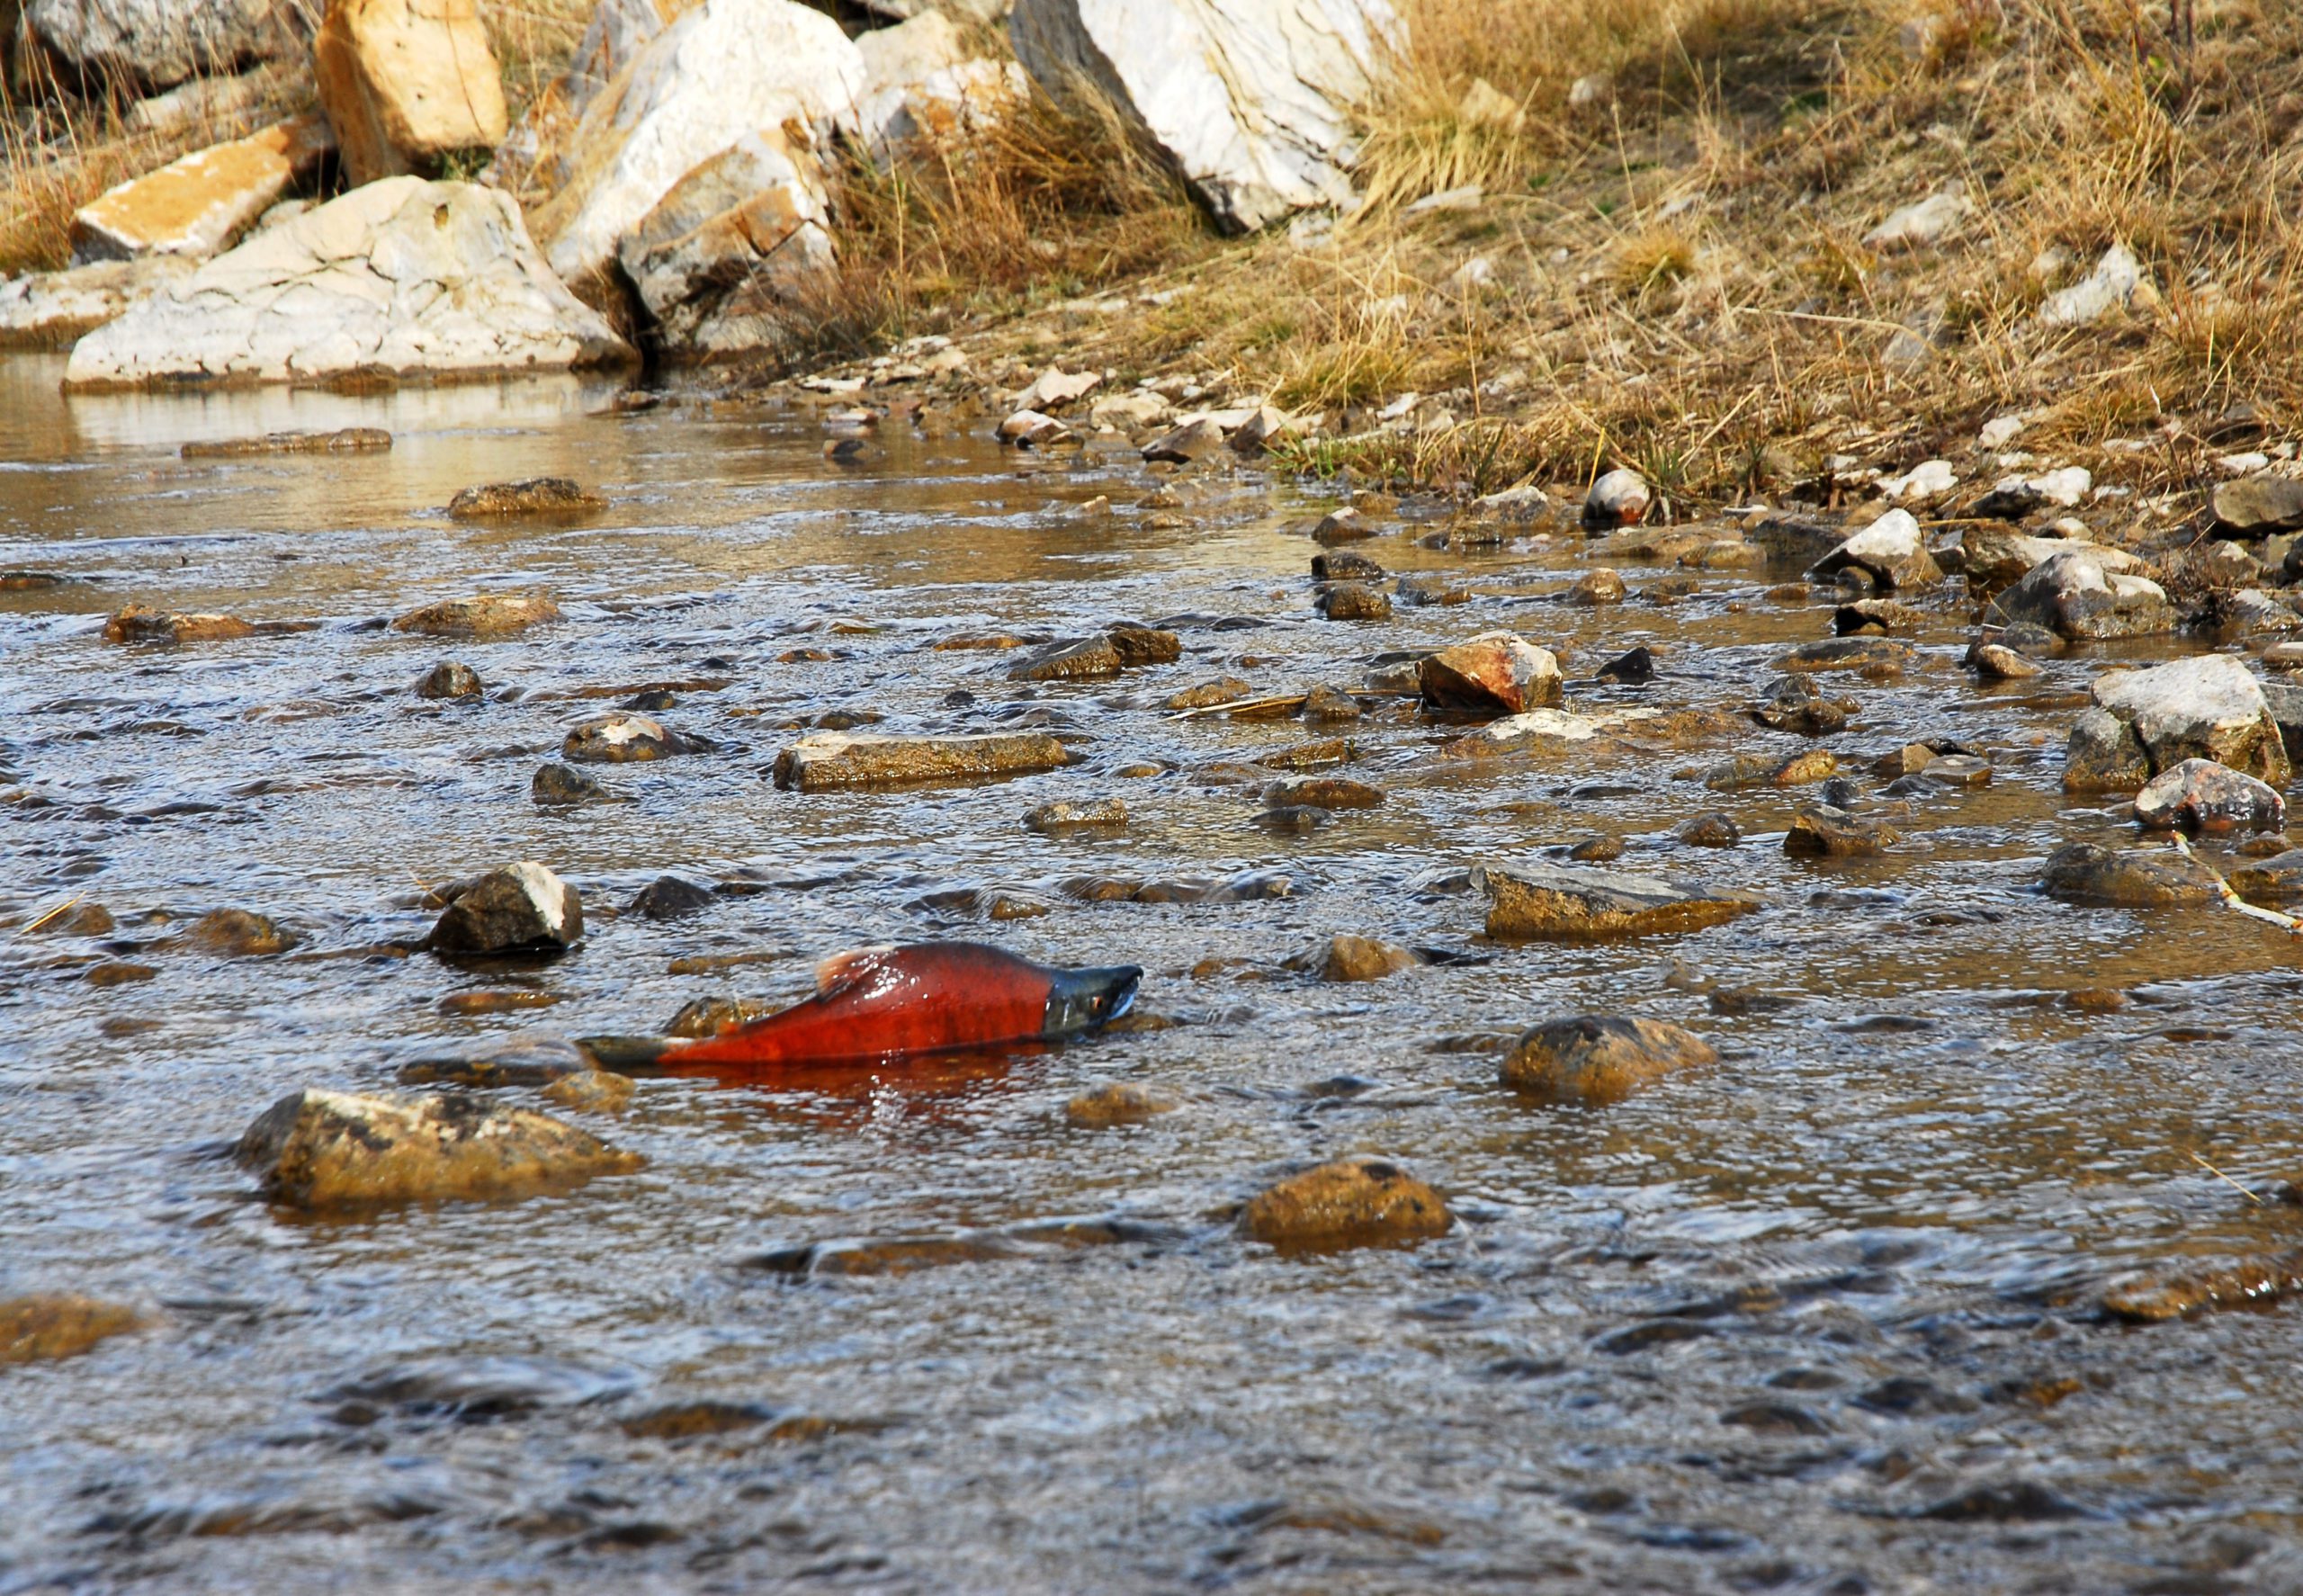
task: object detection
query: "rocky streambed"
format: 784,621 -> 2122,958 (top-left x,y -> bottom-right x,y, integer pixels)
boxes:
5,354 -> 2303,1592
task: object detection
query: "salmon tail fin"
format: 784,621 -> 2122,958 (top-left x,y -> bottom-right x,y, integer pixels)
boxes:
574,1034 -> 676,1075
815,944 -> 897,994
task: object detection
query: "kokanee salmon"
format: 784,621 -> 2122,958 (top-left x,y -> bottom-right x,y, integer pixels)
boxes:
585,942 -> 1142,1077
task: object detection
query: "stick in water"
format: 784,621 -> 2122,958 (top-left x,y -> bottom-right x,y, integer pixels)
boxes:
2172,833 -> 2303,934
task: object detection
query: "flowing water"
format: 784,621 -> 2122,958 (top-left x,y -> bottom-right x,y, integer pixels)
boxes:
3,353 -> 2302,1593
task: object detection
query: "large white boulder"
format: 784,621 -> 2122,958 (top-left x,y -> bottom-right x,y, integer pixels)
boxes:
63,177 -> 635,390
524,0 -> 867,288
856,11 -> 1027,151
0,257 -> 193,349
70,114 -> 332,262
1008,0 -> 1396,233
26,0 -> 302,90
617,127 -> 835,357
489,0 -> 668,199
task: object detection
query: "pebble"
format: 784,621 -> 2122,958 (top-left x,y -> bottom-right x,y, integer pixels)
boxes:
1311,934 -> 1420,982
1302,684 -> 1362,722
102,605 -> 257,645
1238,1156 -> 1452,1251
437,990 -> 561,1017
2132,758 -> 2285,834
1313,506 -> 1377,543
85,961 -> 157,985
1311,551 -> 1384,581
1013,636 -> 1123,681
392,593 -> 560,638
1968,641 -> 2041,679
1501,1016 -> 1717,1104
1566,834 -> 1625,863
1166,677 -> 1252,710
1568,569 -> 1626,605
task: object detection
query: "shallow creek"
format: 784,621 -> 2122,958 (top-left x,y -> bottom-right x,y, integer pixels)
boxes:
4,354 -> 2302,1593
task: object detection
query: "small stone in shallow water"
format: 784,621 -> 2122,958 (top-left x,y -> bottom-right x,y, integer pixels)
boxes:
85,962 -> 157,985
1264,776 -> 1384,810
445,478 -> 605,519
1318,582 -> 1391,621
1475,862 -> 1763,940
2101,1250 -> 2303,1323
1501,1016 -> 1718,1104
1239,1155 -> 1451,1251
436,990 -> 560,1017
2132,758 -> 2285,834
1107,626 -> 1181,667
1064,1082 -> 1179,1127
1567,834 -> 1625,863
236,1088 -> 641,1209
1676,812 -> 1741,847
1023,797 -> 1128,832
1596,646 -> 1654,685
773,731 -> 1068,791
563,712 -> 688,764
2039,842 -> 2221,907
1309,934 -> 1420,982
1312,505 -> 1376,543
1420,632 -> 1564,717
533,763 -> 613,806
415,660 -> 483,699
102,604 -> 257,644
392,593 -> 560,638
1258,804 -> 1329,835
183,907 -> 296,955
0,1294 -> 142,1366
541,1069 -> 635,1115
1568,569 -> 1626,605
427,862 -> 582,955
1166,677 -> 1252,711
1011,636 -> 1123,681
1302,685 -> 1362,722
1968,641 -> 2041,679
1784,805 -> 1897,858
628,875 -> 715,919
1311,551 -> 1383,581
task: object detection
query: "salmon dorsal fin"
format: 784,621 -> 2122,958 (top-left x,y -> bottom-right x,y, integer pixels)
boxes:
815,944 -> 897,995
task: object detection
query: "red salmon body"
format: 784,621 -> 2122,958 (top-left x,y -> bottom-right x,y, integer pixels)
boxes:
655,942 -> 1139,1076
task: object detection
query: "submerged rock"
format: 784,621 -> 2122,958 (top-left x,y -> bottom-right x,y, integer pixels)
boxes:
628,874 -> 714,919
1474,862 -> 1763,940
1012,636 -> 1123,681
1420,632 -> 1563,717
1318,581 -> 1392,621
2039,842 -> 2221,907
532,762 -> 613,806
1238,1155 -> 1451,1251
0,1294 -> 143,1367
562,712 -> 689,764
392,593 -> 560,638
446,478 -> 605,519
2132,758 -> 2285,835
1968,641 -> 2041,680
236,1087 -> 641,1208
426,862 -> 583,954
1064,1081 -> 1179,1127
2102,1251 -> 2303,1323
1500,1015 -> 1716,1104
773,731 -> 1067,791
1308,934 -> 1420,982
184,907 -> 296,955
1263,776 -> 1384,810
541,1069 -> 635,1116
415,660 -> 483,699
1784,804 -> 1897,858
1752,673 -> 1855,737
2228,849 -> 2303,904
1023,796 -> 1128,832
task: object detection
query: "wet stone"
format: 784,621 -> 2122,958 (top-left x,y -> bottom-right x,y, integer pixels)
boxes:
1312,505 -> 1376,543
1012,636 -> 1123,681
85,961 -> 157,985
1307,934 -> 1420,982
1809,508 -> 1941,592
562,712 -> 688,764
1501,1015 -> 1717,1104
1834,598 -> 1922,635
1239,1155 -> 1452,1251
1318,582 -> 1391,621
2039,842 -> 2221,907
1258,804 -> 1329,835
773,731 -> 1069,791
1475,862 -> 1764,941
1596,646 -> 1655,685
102,604 -> 257,645
1255,738 -> 1356,773
667,996 -> 776,1039
1968,641 -> 2042,679
26,901 -> 114,936
628,874 -> 715,919
2064,708 -> 2150,794
1752,673 -> 1855,737
1985,547 -> 2173,641
392,594 -> 560,638
1167,677 -> 1252,711
541,1069 -> 635,1116
415,660 -> 483,699
436,989 -> 560,1016
1302,685 -> 1362,722
0,1294 -> 143,1366
1776,636 -> 1913,675
1023,797 -> 1128,832
1263,776 -> 1384,811
183,426 -> 390,458
533,762 -> 613,806
1107,626 -> 1181,667
2091,656 -> 2290,785
1785,805 -> 1897,858
236,1088 -> 642,1209
2227,849 -> 2303,904
427,862 -> 583,955
445,478 -> 605,519
183,907 -> 296,956
1567,834 -> 1625,863
1676,812 -> 1742,847
1311,551 -> 1384,581
2101,1251 -> 2303,1323
1420,632 -> 1564,717
1704,749 -> 1838,791
1064,1081 -> 1180,1127
1568,569 -> 1626,605
2133,758 -> 2285,835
